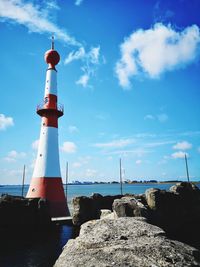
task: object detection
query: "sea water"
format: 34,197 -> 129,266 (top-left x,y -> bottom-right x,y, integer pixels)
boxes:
0,182 -> 179,208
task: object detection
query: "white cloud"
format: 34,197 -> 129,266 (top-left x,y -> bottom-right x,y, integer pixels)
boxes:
106,148 -> 151,158
75,0 -> 84,6
72,162 -> 82,168
46,0 -> 60,11
0,0 -> 80,46
145,140 -> 175,148
68,125 -> 79,133
94,139 -> 135,149
144,114 -> 155,120
64,47 -> 86,64
76,74 -> 90,87
171,151 -> 188,159
144,113 -> 168,123
158,159 -> 168,165
72,156 -> 91,168
61,141 -> 77,153
96,113 -> 110,121
116,23 -> 200,88
0,114 -> 14,130
89,47 -> 100,64
65,46 -> 100,88
0,168 -> 26,184
32,139 -> 39,150
85,168 -> 97,178
65,46 -> 100,65
157,113 -> 168,123
180,131 -> 200,137
4,150 -> 26,162
135,159 -> 142,165
173,141 -> 192,150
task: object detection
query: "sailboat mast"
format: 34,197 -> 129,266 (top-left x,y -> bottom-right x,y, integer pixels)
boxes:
184,154 -> 190,182
119,158 -> 123,195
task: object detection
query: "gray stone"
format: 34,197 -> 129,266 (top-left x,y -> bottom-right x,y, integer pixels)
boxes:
145,188 -> 161,210
169,182 -> 200,202
170,182 -> 199,193
72,196 -> 95,226
0,194 -> 51,227
144,183 -> 200,241
72,194 -> 124,226
54,217 -> 200,267
100,209 -> 112,219
113,196 -> 148,218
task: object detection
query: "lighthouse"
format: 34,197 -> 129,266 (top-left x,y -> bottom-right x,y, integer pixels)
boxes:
26,37 -> 69,217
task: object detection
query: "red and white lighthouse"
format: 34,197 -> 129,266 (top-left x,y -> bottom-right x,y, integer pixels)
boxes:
27,37 -> 69,217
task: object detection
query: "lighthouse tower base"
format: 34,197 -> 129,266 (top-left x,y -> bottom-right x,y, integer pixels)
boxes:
27,177 -> 70,217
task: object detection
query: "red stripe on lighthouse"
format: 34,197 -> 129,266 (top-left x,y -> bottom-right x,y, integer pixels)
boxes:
44,94 -> 57,109
42,116 -> 58,128
26,177 -> 68,217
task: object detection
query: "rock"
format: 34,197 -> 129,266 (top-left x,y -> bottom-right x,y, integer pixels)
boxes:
100,209 -> 112,218
54,217 -> 200,267
145,188 -> 178,212
145,188 -> 160,209
145,184 -> 200,243
72,194 -> 124,226
169,182 -> 200,204
170,182 -> 199,194
113,196 -> 149,218
100,209 -> 116,220
0,194 -> 51,228
72,196 -> 97,226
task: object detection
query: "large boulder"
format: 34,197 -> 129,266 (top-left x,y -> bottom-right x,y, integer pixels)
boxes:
169,182 -> 200,209
113,196 -> 149,218
72,194 -> 123,226
54,217 -> 200,267
0,194 -> 51,228
72,196 -> 97,226
145,188 -> 178,211
145,183 -> 200,243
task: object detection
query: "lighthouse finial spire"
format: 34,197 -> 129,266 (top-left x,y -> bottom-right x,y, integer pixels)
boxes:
51,35 -> 54,50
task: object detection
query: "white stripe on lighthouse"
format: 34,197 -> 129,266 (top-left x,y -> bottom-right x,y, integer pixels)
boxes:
33,125 -> 61,178
45,69 -> 57,96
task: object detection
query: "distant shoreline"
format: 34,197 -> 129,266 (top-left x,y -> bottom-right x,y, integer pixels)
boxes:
65,181 -> 200,186
1,181 -> 199,187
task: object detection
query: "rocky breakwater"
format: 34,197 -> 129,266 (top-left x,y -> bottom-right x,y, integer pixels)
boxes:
54,182 -> 200,266
72,182 -> 200,244
0,194 -> 51,228
54,216 -> 200,267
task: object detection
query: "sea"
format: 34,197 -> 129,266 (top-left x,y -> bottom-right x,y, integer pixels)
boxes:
0,182 -> 198,267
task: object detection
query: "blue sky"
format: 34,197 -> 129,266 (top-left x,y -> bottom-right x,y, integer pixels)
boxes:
0,0 -> 200,184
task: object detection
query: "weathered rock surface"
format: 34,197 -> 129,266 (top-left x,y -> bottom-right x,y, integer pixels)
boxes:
113,196 -> 149,218
145,183 -> 200,236
54,217 -> 200,267
72,194 -> 124,226
0,194 -> 51,228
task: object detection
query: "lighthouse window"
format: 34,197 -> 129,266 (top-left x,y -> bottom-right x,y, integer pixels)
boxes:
32,188 -> 35,192
43,123 -> 45,126
44,97 -> 49,104
40,154 -> 42,157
